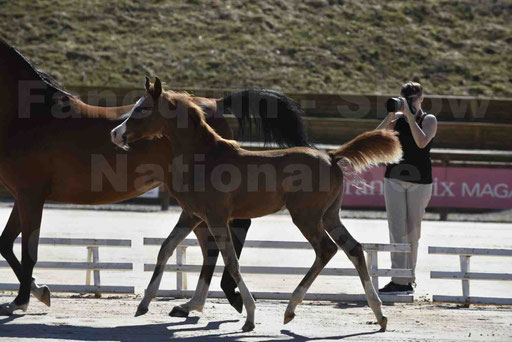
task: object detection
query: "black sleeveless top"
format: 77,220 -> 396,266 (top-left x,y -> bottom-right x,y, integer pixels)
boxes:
385,112 -> 433,184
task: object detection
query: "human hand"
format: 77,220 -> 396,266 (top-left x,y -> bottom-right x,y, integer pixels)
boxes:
400,97 -> 414,121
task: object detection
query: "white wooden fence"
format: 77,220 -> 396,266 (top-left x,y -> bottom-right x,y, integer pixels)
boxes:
429,246 -> 512,306
144,238 -> 414,303
0,237 -> 134,296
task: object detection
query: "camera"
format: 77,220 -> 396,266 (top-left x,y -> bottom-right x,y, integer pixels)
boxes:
385,97 -> 417,114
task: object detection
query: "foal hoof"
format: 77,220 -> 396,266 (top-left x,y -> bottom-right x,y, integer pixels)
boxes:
169,306 -> 189,318
230,293 -> 244,314
39,286 -> 51,307
134,306 -> 148,317
242,321 -> 255,332
379,316 -> 388,332
283,312 -> 295,325
31,283 -> 51,307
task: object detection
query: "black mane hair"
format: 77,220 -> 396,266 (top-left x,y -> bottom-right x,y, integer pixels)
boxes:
0,38 -> 75,98
221,88 -> 312,148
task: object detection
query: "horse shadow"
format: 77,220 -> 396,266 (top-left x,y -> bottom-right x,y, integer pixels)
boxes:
0,316 -> 269,341
280,329 -> 383,341
0,314 -> 385,341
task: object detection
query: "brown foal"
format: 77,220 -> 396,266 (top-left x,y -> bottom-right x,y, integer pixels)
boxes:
112,78 -> 403,332
0,39 -> 310,316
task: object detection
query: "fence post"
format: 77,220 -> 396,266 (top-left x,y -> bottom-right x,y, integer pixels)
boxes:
86,246 -> 101,298
366,251 -> 379,291
86,247 -> 92,286
176,246 -> 187,297
460,255 -> 471,307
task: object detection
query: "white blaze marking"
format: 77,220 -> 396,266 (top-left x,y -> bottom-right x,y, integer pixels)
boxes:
111,97 -> 144,148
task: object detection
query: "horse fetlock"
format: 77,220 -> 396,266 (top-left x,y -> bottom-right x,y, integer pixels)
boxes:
379,315 -> 388,331
192,303 -> 204,313
185,300 -> 204,312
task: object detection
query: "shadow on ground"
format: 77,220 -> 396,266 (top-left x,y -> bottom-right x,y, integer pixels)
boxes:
0,315 -> 384,341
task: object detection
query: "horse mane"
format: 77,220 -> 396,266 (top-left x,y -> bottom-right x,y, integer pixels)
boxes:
221,88 -> 311,148
0,38 -> 75,98
163,91 -> 240,150
0,39 -> 140,120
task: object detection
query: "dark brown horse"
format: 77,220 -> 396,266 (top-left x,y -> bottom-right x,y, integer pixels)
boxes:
0,39 -> 311,315
114,78 -> 402,332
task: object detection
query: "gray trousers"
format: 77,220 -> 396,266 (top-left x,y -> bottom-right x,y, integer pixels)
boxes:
384,178 -> 432,285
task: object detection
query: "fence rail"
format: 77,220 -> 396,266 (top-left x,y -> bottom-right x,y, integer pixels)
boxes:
0,237 -> 134,296
429,246 -> 512,306
144,238 -> 413,303
8,237 -> 508,306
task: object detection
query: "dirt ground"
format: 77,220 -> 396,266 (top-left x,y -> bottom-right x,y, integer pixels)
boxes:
0,204 -> 511,341
0,294 -> 511,341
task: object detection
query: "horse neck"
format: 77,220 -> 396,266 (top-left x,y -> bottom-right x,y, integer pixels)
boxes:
171,122 -> 216,159
69,98 -> 133,119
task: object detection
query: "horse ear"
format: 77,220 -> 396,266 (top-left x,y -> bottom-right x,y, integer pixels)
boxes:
145,76 -> 150,92
154,77 -> 162,98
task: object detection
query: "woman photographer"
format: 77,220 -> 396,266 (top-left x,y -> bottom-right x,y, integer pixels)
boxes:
376,81 -> 437,294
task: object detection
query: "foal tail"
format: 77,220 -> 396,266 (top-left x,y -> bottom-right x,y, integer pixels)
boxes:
328,130 -> 402,173
219,89 -> 312,148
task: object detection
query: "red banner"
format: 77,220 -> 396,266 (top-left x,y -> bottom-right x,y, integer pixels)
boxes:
343,166 -> 512,209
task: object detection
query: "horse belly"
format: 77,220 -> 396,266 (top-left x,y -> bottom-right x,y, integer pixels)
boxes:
47,178 -> 161,205
47,149 -> 167,204
230,192 -> 285,219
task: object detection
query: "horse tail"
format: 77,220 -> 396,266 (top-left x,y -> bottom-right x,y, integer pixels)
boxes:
218,89 -> 312,148
328,130 -> 402,173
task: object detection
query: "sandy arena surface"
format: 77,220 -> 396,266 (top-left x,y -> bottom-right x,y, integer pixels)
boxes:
0,204 -> 511,340
0,294 -> 511,341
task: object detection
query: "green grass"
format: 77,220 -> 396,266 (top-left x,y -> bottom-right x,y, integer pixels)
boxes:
1,0 -> 511,96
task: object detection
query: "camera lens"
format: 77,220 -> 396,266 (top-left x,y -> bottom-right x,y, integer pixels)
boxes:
386,97 -> 402,112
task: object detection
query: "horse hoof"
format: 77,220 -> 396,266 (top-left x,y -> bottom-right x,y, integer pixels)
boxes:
232,294 -> 243,314
0,304 -> 13,316
39,286 -> 51,307
0,302 -> 28,316
134,306 -> 148,317
242,321 -> 255,332
283,312 -> 295,325
169,306 -> 189,318
379,316 -> 388,332
31,282 -> 51,307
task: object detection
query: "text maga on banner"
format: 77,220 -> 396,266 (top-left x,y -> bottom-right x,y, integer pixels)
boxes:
343,166 -> 512,209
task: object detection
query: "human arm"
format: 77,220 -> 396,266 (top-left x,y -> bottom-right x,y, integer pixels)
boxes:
376,112 -> 397,130
401,99 -> 437,148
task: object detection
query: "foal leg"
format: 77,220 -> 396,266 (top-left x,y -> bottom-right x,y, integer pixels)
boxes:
284,212 -> 338,324
170,221 -> 218,317
0,191 -> 46,316
220,218 -> 251,313
136,211 -> 202,317
207,216 -> 256,332
323,207 -> 387,331
170,219 -> 251,317
0,202 -> 50,308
